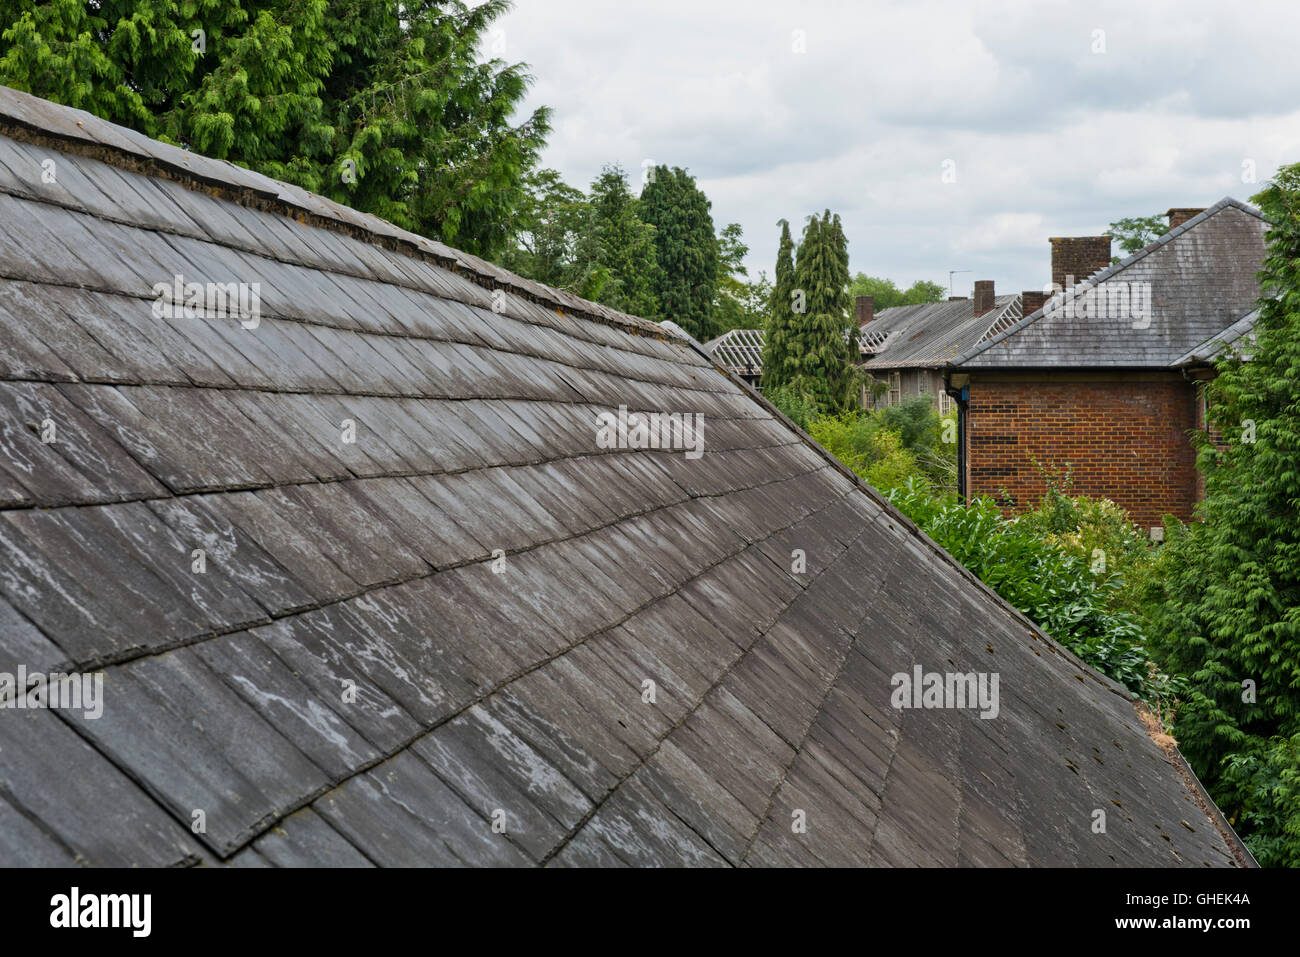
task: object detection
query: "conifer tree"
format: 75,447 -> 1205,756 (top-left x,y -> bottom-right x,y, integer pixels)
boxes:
827,211 -> 859,372
639,164 -> 717,337
585,165 -> 661,317
1149,162 -> 1300,865
780,210 -> 855,412
0,0 -> 548,258
762,218 -> 798,390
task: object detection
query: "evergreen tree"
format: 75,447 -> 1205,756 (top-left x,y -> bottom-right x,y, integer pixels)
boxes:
586,165 -> 660,317
0,0 -> 549,258
762,218 -> 798,390
639,164 -> 717,337
827,211 -> 858,371
779,210 -> 855,412
1149,163 -> 1300,865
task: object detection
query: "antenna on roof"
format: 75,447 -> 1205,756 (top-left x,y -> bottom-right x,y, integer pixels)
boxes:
948,269 -> 971,298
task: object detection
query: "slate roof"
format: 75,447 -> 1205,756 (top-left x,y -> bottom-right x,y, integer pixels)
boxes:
0,86 -> 1250,867
952,199 -> 1268,370
1172,308 -> 1260,368
862,295 -> 1020,370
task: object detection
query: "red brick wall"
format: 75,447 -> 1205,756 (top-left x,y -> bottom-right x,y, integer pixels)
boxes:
964,372 -> 1199,528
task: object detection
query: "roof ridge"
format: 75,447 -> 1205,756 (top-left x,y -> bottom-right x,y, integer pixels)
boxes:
0,84 -> 671,345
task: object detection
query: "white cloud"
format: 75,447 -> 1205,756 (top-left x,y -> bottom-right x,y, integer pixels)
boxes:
495,0 -> 1300,296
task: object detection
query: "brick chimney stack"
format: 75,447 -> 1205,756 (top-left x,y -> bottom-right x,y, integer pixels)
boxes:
1050,236 -> 1112,291
973,280 -> 995,318
1166,207 -> 1206,230
1021,290 -> 1051,316
855,295 -> 874,327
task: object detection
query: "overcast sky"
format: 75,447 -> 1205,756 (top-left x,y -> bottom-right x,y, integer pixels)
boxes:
493,0 -> 1300,298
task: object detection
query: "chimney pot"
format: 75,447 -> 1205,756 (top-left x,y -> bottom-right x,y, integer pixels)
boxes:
1050,236 -> 1112,292
1166,207 -> 1206,230
855,295 -> 874,327
973,280 -> 995,317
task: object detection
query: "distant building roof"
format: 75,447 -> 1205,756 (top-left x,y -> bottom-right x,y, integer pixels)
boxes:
863,295 -> 1020,370
0,86 -> 1250,868
704,328 -> 765,375
952,199 -> 1268,370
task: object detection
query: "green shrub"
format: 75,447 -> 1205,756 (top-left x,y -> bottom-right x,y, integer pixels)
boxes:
764,385 -> 820,432
799,397 -> 955,492
874,398 -> 957,489
1218,735 -> 1300,867
863,430 -> 923,491
1017,473 -> 1160,618
807,415 -> 923,490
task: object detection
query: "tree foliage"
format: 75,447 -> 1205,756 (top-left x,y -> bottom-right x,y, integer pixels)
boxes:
1106,214 -> 1169,261
499,167 -> 591,290
784,210 -> 855,411
1143,164 -> 1300,866
639,164 -> 717,338
584,164 -> 661,317
848,273 -> 945,310
0,0 -> 550,258
762,219 -> 798,385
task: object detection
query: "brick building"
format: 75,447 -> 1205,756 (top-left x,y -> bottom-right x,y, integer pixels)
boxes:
946,199 -> 1268,531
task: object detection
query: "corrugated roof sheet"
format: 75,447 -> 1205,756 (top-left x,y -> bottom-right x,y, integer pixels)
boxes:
863,295 -> 1020,370
0,86 -> 1248,867
952,199 -> 1267,369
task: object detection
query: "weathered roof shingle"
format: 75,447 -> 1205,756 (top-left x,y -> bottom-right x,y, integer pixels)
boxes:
0,86 -> 1249,867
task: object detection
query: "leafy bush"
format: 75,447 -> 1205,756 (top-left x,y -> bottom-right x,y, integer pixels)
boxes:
1217,735 -> 1300,868
1017,471 -> 1159,618
798,397 -> 955,492
874,399 -> 958,489
808,416 -> 921,492
764,385 -> 820,432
